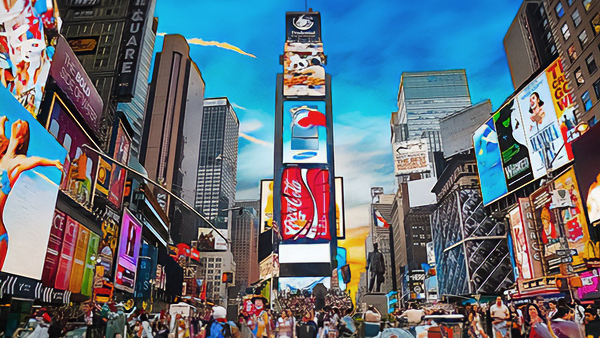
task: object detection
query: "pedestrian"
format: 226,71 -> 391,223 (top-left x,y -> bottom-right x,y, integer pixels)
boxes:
206,306 -> 240,338
364,306 -> 382,323
277,310 -> 295,338
140,309 -> 154,338
29,312 -> 52,338
469,304 -> 487,338
399,303 -> 423,326
489,297 -> 509,338
523,303 -> 553,338
547,301 -> 557,320
549,306 -> 583,338
297,309 -> 317,338
572,299 -> 585,337
584,308 -> 600,338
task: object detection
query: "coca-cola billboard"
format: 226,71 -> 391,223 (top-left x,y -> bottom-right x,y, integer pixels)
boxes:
281,167 -> 331,241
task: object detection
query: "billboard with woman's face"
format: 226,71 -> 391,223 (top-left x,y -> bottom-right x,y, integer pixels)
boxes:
0,85 -> 66,280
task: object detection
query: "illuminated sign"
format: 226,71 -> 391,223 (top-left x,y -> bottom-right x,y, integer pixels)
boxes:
473,118 -> 508,205
286,12 -> 321,43
335,177 -> 345,239
280,167 -> 331,241
260,180 -> 274,233
282,101 -> 327,164
115,209 -> 142,293
283,43 -> 325,97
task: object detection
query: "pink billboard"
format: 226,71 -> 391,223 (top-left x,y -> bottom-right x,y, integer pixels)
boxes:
280,167 -> 331,241
114,209 -> 142,293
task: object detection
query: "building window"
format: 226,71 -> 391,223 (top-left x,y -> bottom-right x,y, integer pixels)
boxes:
593,79 -> 600,99
587,54 -> 598,74
567,0 -> 573,5
562,23 -> 571,41
584,0 -> 593,11
592,13 -> 600,35
579,30 -> 589,47
556,2 -> 564,17
590,116 -> 598,126
572,9 -> 582,27
568,45 -> 578,62
583,91 -> 593,111
575,67 -> 585,86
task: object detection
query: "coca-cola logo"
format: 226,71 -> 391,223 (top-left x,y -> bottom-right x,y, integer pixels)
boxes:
280,167 -> 331,241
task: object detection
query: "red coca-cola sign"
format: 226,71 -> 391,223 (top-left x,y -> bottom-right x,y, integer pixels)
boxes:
281,167 -> 331,241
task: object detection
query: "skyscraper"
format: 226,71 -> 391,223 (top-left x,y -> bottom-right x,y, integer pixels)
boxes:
57,0 -> 157,150
195,98 -> 239,229
140,34 -> 206,243
230,200 -> 260,286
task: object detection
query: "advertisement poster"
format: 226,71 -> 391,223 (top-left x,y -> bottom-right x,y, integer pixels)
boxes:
509,207 -> 532,280
554,168 -> 590,266
516,72 -> 570,179
69,224 -> 90,294
42,210 -> 67,287
280,167 -> 331,241
55,217 -> 80,290
283,42 -> 325,96
0,86 -> 67,280
282,101 -> 328,164
572,123 -> 600,225
530,186 -> 561,270
81,232 -> 100,297
392,139 -> 431,175
47,94 -> 98,210
260,180 -> 273,233
96,157 -> 112,196
473,118 -> 508,205
115,209 -> 142,293
0,0 -> 58,116
98,207 -> 120,279
577,270 -> 600,299
50,36 -> 103,134
198,228 -> 228,251
108,163 -> 127,209
518,198 -> 545,278
335,177 -> 345,239
113,121 -> 131,164
493,99 -> 534,191
545,59 -> 577,160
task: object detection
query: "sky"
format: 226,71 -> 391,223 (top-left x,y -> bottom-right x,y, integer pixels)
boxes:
154,0 -> 525,293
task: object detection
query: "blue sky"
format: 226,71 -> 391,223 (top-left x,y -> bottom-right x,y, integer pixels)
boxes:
154,0 -> 524,230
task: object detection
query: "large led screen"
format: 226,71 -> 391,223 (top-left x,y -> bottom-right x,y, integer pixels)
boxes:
572,122 -> 600,225
516,71 -> 570,179
0,0 -> 58,116
545,59 -> 577,159
282,101 -> 327,164
473,118 -> 508,205
47,93 -> 98,210
283,42 -> 325,97
280,167 -> 331,241
0,85 -> 66,280
279,276 -> 330,292
115,209 -> 142,293
493,99 -> 534,191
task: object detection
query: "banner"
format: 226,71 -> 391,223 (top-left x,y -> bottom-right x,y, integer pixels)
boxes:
55,217 -> 80,290
42,210 -> 67,287
509,207 -> 532,280
518,198 -> 545,279
392,139 -> 431,175
545,59 -> 577,160
280,167 -> 331,241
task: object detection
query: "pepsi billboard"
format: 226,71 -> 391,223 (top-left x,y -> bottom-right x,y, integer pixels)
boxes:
282,101 -> 328,164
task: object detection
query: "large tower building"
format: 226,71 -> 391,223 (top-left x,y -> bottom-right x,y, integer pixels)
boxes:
504,0 -> 557,90
56,0 -> 157,151
231,200 -> 260,287
140,34 -> 206,243
195,98 -> 239,229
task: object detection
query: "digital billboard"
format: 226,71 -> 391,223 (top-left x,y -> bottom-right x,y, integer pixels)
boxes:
335,177 -> 345,239
518,197 -> 545,278
112,120 -> 131,164
545,59 -> 577,159
97,207 -> 120,279
0,0 -> 58,116
42,210 -> 67,287
260,180 -> 274,233
55,217 -> 79,290
283,42 -> 325,97
285,12 -> 321,44
392,139 -> 431,176
0,86 -> 66,280
572,123 -> 600,225
516,70 -> 570,179
493,99 -> 534,191
95,157 -> 127,209
69,223 -> 90,294
280,167 -> 331,241
282,101 -> 327,164
115,209 -> 142,293
473,118 -> 508,205
509,207 -> 532,280
47,93 -> 98,210
50,36 -> 103,134
530,186 -> 561,270
198,228 -> 228,251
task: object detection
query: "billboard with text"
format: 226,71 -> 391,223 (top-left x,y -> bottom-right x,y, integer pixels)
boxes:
392,139 -> 431,176
115,209 -> 142,293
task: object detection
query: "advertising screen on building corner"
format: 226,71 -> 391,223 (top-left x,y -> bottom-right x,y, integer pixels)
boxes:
473,117 -> 508,205
115,209 -> 142,293
0,86 -> 67,280
282,101 -> 328,164
573,123 -> 600,225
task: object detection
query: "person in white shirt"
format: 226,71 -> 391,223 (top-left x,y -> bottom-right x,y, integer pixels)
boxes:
489,297 -> 509,338
547,300 -> 557,320
400,303 -> 425,325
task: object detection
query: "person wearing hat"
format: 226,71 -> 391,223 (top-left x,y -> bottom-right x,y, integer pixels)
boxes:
206,306 -> 240,338
251,296 -> 270,338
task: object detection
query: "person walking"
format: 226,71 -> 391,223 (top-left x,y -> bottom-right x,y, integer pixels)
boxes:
489,297 -> 510,338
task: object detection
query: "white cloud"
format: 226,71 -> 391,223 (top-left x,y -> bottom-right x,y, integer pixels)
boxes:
239,119 -> 264,133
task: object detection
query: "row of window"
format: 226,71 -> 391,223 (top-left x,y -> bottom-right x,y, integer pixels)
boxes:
556,0 -> 594,19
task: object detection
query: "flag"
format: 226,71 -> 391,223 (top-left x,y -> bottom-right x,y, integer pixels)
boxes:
373,209 -> 390,228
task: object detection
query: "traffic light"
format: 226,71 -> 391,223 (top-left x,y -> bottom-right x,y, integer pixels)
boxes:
556,277 -> 569,292
222,272 -> 233,283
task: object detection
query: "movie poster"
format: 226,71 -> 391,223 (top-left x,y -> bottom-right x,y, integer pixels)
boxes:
517,73 -> 570,179
113,121 -> 131,164
0,86 -> 66,280
545,59 -> 577,160
530,186 -> 561,270
55,217 -> 80,290
473,118 -> 508,204
109,163 -> 126,209
493,99 -> 534,191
